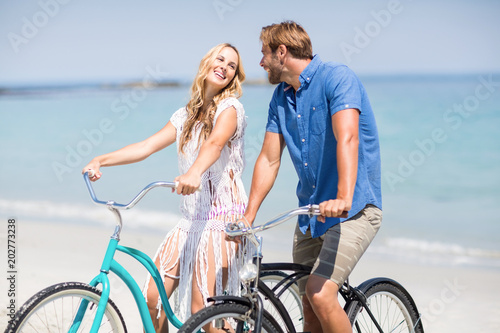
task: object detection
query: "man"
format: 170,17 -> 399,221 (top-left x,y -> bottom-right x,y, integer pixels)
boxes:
243,21 -> 383,332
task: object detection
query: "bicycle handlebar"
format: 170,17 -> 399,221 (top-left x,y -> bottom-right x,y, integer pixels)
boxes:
225,204 -> 321,237
83,171 -> 176,210
83,171 -> 328,235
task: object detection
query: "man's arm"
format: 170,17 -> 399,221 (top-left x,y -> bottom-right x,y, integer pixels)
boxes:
244,131 -> 286,224
318,108 -> 359,221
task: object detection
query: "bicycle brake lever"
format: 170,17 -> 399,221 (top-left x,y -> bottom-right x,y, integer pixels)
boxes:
308,204 -> 320,218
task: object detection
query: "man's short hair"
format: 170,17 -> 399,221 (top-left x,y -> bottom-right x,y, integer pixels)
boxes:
260,20 -> 313,60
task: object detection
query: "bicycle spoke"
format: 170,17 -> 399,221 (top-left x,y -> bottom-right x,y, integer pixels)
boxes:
348,282 -> 423,333
6,283 -> 126,333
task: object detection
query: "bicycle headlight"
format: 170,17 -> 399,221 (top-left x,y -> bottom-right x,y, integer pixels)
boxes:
239,263 -> 258,282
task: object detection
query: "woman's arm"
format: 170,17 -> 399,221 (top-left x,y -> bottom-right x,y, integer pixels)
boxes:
82,121 -> 176,181
174,106 -> 238,195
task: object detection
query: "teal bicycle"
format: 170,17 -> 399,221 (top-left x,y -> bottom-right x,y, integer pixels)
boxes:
5,172 -> 303,333
5,172 -> 184,332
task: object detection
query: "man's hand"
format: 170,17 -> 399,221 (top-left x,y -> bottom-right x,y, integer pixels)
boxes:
225,233 -> 243,244
317,199 -> 350,222
225,218 -> 250,243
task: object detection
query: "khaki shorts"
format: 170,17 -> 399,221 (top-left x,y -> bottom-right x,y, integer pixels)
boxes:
293,204 -> 382,293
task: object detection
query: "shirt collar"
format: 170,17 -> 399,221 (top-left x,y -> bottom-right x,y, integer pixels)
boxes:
282,54 -> 322,92
299,54 -> 321,87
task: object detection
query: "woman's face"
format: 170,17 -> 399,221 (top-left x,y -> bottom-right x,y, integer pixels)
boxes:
205,47 -> 239,92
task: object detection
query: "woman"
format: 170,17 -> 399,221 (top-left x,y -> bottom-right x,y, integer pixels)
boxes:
82,43 -> 247,332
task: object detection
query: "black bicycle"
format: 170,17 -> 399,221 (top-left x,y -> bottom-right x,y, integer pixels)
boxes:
179,205 -> 424,333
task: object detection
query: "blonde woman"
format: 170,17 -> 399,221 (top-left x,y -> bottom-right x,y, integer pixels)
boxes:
82,43 -> 247,332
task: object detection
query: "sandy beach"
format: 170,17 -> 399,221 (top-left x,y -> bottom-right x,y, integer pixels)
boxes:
1,219 -> 499,332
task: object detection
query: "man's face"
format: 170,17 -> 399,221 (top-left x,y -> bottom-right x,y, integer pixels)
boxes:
260,45 -> 283,84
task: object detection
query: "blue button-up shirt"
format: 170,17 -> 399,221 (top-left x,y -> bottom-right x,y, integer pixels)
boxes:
266,55 -> 382,237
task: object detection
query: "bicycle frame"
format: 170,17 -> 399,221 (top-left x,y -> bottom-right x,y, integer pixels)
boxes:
77,172 -> 184,332
215,207 -> 320,333
263,265 -> 387,333
70,229 -> 183,332
224,207 -> 389,333
205,234 -> 269,333
213,231 -> 309,333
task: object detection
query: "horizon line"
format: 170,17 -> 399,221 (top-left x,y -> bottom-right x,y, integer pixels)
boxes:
2,72 -> 499,93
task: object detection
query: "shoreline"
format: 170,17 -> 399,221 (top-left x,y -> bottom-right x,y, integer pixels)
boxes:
1,220 -> 499,332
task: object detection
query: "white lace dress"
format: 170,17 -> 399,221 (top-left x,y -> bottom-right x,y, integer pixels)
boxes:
143,97 -> 248,322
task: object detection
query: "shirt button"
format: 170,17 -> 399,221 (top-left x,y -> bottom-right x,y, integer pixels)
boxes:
312,185 -> 316,189
307,77 -> 310,81
304,163 -> 308,167
297,114 -> 301,118
312,107 -> 316,110
302,139 -> 305,142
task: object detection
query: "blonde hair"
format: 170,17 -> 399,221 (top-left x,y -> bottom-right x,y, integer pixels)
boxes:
179,43 -> 245,154
260,21 -> 313,60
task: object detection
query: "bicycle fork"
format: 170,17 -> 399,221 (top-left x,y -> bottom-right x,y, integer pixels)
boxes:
69,274 -> 112,333
70,225 -> 121,333
348,286 -> 385,333
252,295 -> 264,333
247,235 -> 264,333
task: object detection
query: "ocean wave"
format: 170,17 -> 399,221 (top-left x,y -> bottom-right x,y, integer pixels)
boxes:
369,237 -> 500,268
381,237 -> 500,258
0,198 -> 181,230
3,198 -> 500,268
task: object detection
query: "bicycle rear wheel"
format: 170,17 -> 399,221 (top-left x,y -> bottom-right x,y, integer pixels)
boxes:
5,282 -> 127,333
260,271 -> 303,332
178,302 -> 282,333
346,278 -> 424,333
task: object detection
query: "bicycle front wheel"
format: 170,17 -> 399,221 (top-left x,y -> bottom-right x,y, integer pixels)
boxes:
178,302 -> 282,333
346,279 -> 424,333
5,282 -> 127,333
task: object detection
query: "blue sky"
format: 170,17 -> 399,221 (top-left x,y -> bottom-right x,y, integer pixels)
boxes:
1,0 -> 499,86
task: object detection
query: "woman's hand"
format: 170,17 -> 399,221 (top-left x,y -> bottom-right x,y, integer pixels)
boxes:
174,106 -> 237,195
82,160 -> 102,182
174,172 -> 201,195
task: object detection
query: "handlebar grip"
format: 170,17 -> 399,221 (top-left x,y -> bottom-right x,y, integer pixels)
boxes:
85,169 -> 95,178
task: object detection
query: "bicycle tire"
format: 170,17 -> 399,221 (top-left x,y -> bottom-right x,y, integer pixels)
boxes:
346,279 -> 424,333
178,302 -> 282,333
4,281 -> 127,333
260,271 -> 303,332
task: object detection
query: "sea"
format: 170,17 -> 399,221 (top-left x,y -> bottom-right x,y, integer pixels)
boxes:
1,74 -> 499,270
